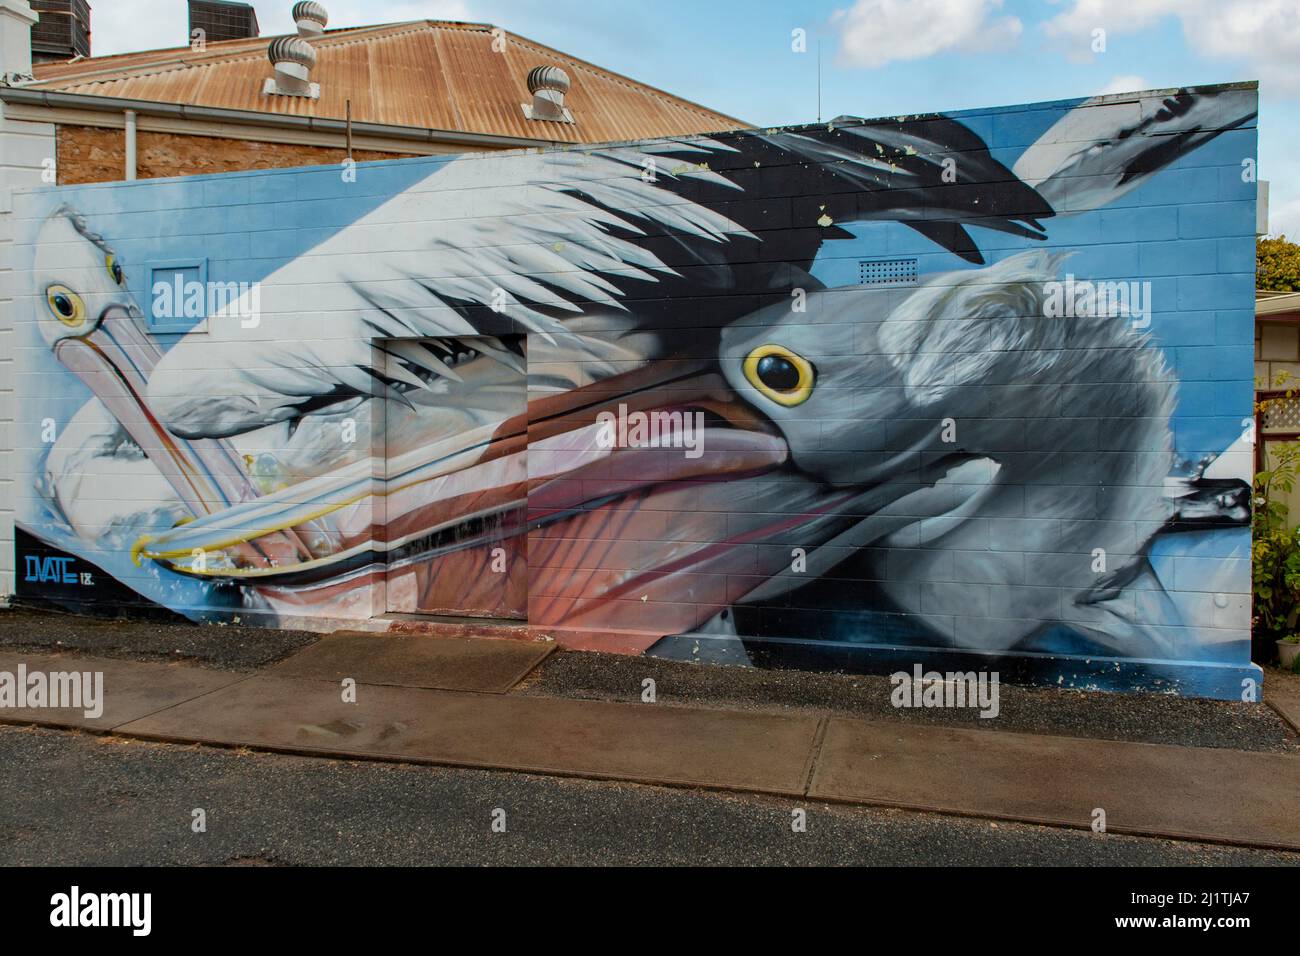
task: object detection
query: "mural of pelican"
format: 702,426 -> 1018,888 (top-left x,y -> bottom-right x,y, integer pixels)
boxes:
123,123 -> 1045,608
21,85 -> 1256,674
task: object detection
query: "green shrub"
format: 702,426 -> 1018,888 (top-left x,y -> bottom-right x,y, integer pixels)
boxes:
1253,438 -> 1300,649
1258,235 -> 1300,292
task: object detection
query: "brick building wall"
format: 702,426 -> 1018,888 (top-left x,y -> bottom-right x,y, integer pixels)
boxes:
55,125 -> 410,185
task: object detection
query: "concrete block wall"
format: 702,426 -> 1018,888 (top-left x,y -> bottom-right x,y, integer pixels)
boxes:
6,84 -> 1262,697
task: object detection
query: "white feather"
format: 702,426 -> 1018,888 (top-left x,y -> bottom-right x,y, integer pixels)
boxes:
148,143 -> 753,439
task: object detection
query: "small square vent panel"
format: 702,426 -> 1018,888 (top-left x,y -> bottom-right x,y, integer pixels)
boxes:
858,257 -> 918,286
1263,395 -> 1300,432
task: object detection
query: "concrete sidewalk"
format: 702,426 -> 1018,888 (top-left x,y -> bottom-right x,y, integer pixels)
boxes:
1267,669 -> 1300,734
2,635 -> 1299,851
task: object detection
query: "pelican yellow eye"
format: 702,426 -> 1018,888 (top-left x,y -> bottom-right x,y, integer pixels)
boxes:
105,253 -> 124,286
45,284 -> 86,328
743,344 -> 816,407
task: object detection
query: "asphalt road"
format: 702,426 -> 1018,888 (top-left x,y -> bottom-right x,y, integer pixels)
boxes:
2,725 -> 1295,867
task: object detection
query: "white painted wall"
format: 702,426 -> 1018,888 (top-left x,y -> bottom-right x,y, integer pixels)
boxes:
0,0 -> 52,601
0,0 -> 35,86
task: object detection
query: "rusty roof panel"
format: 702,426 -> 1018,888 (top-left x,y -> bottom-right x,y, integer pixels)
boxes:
27,20 -> 747,144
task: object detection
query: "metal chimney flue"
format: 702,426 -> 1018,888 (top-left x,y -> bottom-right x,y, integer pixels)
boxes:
523,65 -> 573,123
264,34 -> 317,98
292,1 -> 327,38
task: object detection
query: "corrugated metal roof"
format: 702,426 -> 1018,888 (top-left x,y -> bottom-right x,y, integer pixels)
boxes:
27,20 -> 749,143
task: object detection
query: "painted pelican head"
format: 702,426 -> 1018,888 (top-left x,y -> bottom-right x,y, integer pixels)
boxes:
30,203 -> 319,572
32,205 -> 138,347
721,250 -> 1172,478
529,250 -> 1191,658
707,251 -> 1183,653
717,251 -> 1110,486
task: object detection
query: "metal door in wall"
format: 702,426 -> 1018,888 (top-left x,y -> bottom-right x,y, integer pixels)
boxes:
381,336 -> 528,618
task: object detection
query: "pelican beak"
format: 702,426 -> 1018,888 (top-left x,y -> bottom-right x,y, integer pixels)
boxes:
528,358 -> 790,504
524,359 -> 1009,645
52,304 -> 315,570
525,358 -> 798,645
56,306 -> 223,512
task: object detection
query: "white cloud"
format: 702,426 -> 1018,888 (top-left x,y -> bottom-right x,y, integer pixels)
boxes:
91,0 -> 474,57
1044,0 -> 1300,93
1267,194 -> 1300,241
87,0 -> 184,55
1183,1 -> 1300,92
831,0 -> 1022,69
1042,0 -> 1183,44
1096,74 -> 1148,95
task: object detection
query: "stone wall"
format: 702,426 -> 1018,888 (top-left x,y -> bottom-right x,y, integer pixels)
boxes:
56,125 -> 412,185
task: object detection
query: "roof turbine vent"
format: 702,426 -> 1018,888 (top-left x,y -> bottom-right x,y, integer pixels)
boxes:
292,1 -> 328,38
523,65 -> 574,123
264,35 -> 320,98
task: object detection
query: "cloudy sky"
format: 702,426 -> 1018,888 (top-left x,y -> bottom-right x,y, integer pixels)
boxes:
91,0 -> 1300,237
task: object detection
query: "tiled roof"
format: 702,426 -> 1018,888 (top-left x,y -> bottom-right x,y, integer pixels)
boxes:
27,20 -> 749,143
